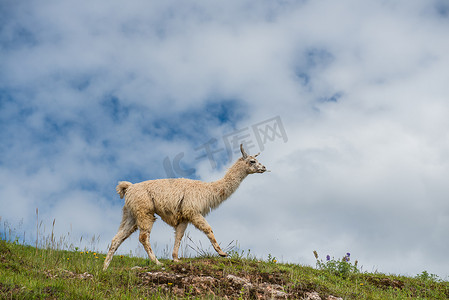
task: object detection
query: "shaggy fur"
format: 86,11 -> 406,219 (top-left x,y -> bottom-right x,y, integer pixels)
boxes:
103,144 -> 267,270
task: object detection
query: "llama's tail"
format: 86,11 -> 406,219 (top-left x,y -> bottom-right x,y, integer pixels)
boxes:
116,181 -> 132,199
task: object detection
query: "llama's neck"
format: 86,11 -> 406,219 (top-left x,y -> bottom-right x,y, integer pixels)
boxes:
209,159 -> 248,208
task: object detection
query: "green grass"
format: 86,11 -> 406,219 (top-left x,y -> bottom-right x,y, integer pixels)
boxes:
1,238 -> 448,299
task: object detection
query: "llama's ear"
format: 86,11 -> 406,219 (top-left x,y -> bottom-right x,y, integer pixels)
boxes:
254,152 -> 260,157
240,144 -> 248,159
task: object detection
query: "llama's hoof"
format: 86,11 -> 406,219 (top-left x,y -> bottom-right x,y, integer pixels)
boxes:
219,252 -> 228,257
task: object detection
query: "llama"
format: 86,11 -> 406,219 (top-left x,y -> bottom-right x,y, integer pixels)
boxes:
103,144 -> 267,270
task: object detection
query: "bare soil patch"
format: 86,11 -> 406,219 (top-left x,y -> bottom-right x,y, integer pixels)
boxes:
135,259 -> 341,299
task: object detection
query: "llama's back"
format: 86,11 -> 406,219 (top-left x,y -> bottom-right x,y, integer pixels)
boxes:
123,178 -> 211,226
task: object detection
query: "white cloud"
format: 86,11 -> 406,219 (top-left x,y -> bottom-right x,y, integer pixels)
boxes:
1,0 -> 449,278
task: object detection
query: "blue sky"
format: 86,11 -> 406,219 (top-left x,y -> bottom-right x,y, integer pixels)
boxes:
1,0 -> 449,278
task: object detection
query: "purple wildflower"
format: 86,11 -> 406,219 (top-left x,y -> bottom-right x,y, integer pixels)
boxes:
343,252 -> 350,262
326,255 -> 331,261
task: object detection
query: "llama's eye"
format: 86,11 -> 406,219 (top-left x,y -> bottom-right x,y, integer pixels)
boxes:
250,160 -> 256,164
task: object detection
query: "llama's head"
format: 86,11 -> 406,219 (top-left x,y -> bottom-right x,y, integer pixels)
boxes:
240,144 -> 268,174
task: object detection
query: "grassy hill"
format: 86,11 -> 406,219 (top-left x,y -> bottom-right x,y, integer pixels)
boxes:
1,238 -> 448,299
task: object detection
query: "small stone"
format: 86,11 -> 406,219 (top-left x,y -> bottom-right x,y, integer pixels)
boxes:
326,296 -> 343,300
226,274 -> 250,286
305,291 -> 321,300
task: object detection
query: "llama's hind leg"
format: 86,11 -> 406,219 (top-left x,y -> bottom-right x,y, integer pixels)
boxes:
172,221 -> 188,262
104,207 -> 137,270
190,214 -> 227,257
138,214 -> 162,265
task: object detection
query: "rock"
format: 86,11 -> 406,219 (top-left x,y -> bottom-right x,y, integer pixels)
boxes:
258,282 -> 289,299
79,272 -> 93,279
226,274 -> 252,287
305,291 -> 321,300
226,274 -> 288,299
45,269 -> 93,280
303,292 -> 343,300
326,296 -> 343,300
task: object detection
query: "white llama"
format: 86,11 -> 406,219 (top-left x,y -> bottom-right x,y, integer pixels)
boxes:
103,144 -> 267,270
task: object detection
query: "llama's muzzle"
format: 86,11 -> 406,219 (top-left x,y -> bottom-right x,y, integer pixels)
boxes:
258,166 -> 269,173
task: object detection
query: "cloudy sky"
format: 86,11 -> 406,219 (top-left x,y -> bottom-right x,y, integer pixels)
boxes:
1,0 -> 449,278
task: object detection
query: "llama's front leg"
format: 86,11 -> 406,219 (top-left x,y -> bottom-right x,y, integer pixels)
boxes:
190,214 -> 227,257
172,221 -> 188,262
138,215 -> 162,265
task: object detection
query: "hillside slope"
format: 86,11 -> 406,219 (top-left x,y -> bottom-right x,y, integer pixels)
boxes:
1,239 -> 448,299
